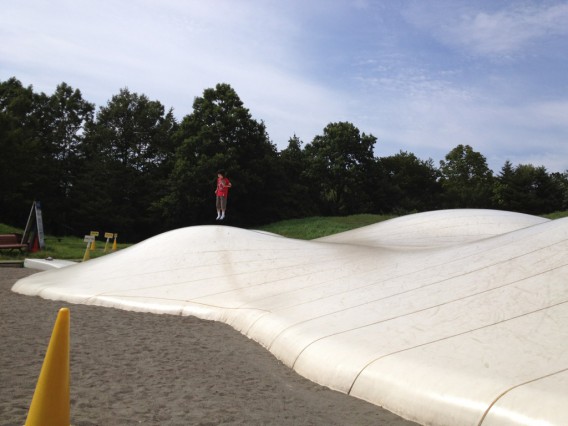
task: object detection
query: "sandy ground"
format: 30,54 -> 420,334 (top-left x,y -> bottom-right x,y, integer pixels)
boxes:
0,267 -> 419,426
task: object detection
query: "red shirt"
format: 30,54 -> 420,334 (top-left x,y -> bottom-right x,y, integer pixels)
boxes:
216,177 -> 231,197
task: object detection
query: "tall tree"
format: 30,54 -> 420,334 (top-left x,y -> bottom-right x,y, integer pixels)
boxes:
550,171 -> 568,212
33,83 -> 95,234
492,160 -> 516,211
0,77 -> 43,226
439,144 -> 494,209
160,83 -> 280,227
304,122 -> 377,215
379,151 -> 442,213
277,135 -> 318,218
494,163 -> 564,214
75,89 -> 177,240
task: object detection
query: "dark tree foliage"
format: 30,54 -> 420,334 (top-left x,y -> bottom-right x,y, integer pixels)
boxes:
0,78 -> 95,233
277,135 -> 319,218
439,144 -> 494,209
492,160 -> 515,208
493,162 -> 565,214
304,122 -> 377,215
550,172 -> 568,211
72,89 -> 177,240
379,151 -> 442,213
34,83 -> 95,234
0,78 -> 41,226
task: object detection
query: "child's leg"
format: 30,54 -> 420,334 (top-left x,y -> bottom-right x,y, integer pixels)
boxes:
220,197 -> 227,219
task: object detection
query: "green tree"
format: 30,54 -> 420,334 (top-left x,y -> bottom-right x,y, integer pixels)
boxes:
439,144 -> 494,208
304,122 -> 377,215
75,89 -> 177,240
492,160 -> 516,210
550,171 -> 568,211
0,77 -> 43,226
277,135 -> 318,218
494,162 -> 564,214
33,83 -> 95,234
160,83 -> 280,227
379,151 -> 442,213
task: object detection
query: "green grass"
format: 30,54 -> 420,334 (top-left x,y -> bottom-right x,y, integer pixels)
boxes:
542,211 -> 568,220
0,223 -> 22,234
257,214 -> 396,240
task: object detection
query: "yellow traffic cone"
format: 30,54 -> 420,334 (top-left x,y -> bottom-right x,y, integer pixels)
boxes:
25,308 -> 70,426
90,239 -> 96,251
112,237 -> 117,251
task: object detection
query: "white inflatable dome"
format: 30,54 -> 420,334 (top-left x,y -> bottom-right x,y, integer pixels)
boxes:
13,209 -> 568,425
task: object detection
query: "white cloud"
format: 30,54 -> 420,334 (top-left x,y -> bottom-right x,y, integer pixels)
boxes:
439,2 -> 568,56
526,100 -> 568,129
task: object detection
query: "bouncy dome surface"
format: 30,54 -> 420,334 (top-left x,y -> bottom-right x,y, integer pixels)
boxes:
13,209 -> 568,425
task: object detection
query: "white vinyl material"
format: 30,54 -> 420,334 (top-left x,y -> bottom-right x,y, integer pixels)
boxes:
12,209 -> 568,426
24,258 -> 76,270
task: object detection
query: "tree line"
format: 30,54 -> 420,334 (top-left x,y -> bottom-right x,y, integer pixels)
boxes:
1,77 -> 567,242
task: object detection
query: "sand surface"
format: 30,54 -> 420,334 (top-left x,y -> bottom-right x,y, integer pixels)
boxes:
1,267 -> 418,426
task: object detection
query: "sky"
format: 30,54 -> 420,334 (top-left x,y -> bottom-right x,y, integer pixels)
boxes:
1,0 -> 568,172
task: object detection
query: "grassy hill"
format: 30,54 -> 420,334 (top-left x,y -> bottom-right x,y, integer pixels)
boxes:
257,214 -> 395,239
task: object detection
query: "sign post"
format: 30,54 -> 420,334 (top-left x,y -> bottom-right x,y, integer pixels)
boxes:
103,232 -> 114,253
34,201 -> 46,250
22,201 -> 46,251
89,231 -> 99,251
83,235 -> 95,261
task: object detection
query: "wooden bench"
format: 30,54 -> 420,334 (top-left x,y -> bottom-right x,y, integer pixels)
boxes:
0,234 -> 28,252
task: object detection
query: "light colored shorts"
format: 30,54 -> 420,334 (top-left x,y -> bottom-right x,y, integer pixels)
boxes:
216,196 -> 227,210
